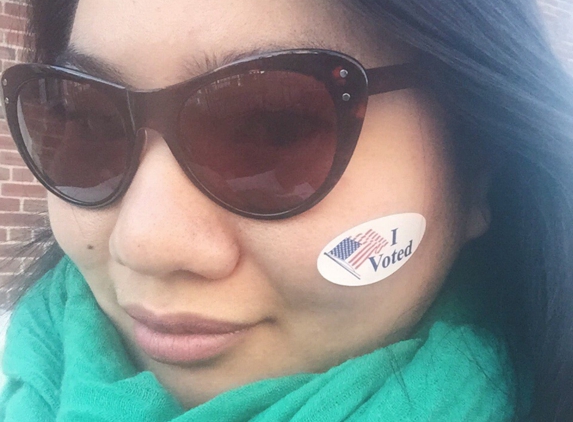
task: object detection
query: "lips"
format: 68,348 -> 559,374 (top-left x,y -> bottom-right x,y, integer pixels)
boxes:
125,306 -> 256,364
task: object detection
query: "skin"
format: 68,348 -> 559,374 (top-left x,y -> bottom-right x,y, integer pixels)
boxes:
48,0 -> 490,408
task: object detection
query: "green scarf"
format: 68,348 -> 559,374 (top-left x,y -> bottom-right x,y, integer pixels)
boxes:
0,257 -> 518,421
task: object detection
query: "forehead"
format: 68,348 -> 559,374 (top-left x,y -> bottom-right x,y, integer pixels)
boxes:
69,0 -> 395,87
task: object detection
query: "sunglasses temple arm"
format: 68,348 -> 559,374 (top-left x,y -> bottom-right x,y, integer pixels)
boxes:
366,62 -> 424,96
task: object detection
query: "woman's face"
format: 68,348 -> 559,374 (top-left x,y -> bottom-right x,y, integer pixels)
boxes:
49,0 -> 489,408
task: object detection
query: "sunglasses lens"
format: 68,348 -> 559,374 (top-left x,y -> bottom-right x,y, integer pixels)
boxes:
179,70 -> 338,215
16,77 -> 130,204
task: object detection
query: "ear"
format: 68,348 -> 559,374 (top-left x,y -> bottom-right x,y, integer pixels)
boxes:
464,169 -> 492,241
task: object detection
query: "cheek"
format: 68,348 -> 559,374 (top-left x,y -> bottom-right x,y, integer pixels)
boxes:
239,91 -> 465,311
47,194 -> 117,269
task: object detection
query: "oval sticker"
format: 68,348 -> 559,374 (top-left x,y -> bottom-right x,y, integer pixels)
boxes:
317,213 -> 426,286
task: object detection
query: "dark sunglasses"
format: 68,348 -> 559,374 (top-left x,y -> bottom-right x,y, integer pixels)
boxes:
1,49 -> 420,219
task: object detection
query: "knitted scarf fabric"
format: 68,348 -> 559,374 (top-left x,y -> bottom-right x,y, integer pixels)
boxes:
0,257 -> 518,421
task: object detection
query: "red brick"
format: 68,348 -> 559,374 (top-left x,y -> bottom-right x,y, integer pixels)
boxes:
0,121 -> 9,133
4,3 -> 30,18
0,60 -> 18,73
0,198 -> 20,211
1,183 -> 46,198
0,15 -> 26,32
8,228 -> 30,241
0,256 -> 39,274
0,228 -> 7,242
0,151 -> 25,167
0,245 -> 18,258
0,135 -> 17,150
0,46 -> 16,60
22,199 -> 46,213
0,257 -> 23,272
0,167 -> 9,181
11,167 -> 34,182
0,212 -> 44,227
0,252 -> 44,266
5,30 -> 31,46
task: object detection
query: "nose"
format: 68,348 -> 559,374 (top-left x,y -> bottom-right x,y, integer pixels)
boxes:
109,129 -> 240,279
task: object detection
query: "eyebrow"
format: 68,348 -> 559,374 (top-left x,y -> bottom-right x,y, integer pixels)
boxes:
182,40 -> 334,75
56,47 -> 132,87
56,40 -> 336,88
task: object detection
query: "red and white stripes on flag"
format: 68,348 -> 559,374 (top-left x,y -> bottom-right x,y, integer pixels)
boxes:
348,229 -> 389,269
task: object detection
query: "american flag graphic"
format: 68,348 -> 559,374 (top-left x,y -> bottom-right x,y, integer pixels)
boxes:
324,229 -> 389,279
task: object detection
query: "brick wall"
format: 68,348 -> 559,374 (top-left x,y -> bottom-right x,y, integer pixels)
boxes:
0,0 -> 46,282
0,1 -> 571,281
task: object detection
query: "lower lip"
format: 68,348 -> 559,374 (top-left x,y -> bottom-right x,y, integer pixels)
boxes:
133,322 -> 250,364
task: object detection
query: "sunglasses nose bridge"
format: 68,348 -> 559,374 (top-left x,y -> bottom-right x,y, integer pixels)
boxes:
129,90 -> 177,139
128,91 -> 194,188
